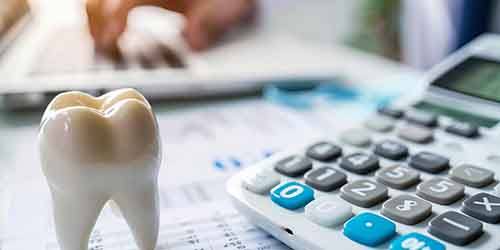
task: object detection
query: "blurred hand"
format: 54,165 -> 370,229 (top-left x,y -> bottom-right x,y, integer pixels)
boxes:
86,0 -> 256,52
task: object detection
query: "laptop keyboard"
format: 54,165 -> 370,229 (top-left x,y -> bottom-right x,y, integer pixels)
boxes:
30,28 -> 186,75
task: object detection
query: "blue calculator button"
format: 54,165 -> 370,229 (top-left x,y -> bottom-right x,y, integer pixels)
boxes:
270,181 -> 314,210
390,233 -> 445,250
343,212 -> 396,247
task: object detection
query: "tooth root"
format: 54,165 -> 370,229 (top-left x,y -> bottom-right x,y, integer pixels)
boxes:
112,183 -> 159,250
51,189 -> 108,250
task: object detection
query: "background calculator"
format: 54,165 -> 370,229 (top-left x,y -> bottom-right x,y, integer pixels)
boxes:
227,34 -> 500,250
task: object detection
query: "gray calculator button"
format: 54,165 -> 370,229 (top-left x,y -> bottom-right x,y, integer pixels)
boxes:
378,106 -> 404,119
364,116 -> 395,132
417,178 -> 465,205
405,110 -> 438,127
428,211 -> 483,246
445,121 -> 479,138
382,195 -> 432,225
450,164 -> 494,188
376,165 -> 420,189
374,140 -> 409,160
305,197 -> 353,227
305,167 -> 347,192
340,129 -> 372,147
241,169 -> 280,194
398,125 -> 434,144
340,153 -> 379,174
274,155 -> 312,177
340,180 -> 388,208
496,184 -> 500,197
409,152 -> 449,173
462,193 -> 500,224
306,142 -> 342,162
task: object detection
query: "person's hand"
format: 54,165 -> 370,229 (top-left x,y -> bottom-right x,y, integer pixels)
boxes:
86,0 -> 256,52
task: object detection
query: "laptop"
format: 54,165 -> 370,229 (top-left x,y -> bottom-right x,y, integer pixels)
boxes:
0,0 -> 338,110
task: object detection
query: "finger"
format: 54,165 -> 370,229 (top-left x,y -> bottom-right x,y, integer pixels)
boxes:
87,0 -> 132,52
183,0 -> 256,51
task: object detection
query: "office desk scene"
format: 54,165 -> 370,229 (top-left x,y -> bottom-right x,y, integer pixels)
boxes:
1,1 -> 500,250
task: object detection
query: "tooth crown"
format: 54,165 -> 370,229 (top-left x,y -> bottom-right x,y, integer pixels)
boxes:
38,89 -> 161,250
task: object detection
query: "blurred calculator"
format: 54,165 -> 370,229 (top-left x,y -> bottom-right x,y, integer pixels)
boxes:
227,34 -> 500,250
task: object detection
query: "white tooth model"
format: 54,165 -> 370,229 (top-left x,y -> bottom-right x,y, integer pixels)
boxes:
38,89 -> 161,250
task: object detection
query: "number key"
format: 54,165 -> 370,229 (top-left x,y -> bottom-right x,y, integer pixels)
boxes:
417,178 -> 464,205
340,180 -> 388,207
390,232 -> 445,250
376,165 -> 420,189
340,153 -> 379,174
409,152 -> 449,174
449,164 -> 494,188
274,155 -> 312,177
374,140 -> 409,160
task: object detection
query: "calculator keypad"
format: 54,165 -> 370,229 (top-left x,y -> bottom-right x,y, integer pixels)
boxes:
234,106 -> 500,249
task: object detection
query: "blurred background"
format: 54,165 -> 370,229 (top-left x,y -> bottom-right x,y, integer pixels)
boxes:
0,0 -> 497,110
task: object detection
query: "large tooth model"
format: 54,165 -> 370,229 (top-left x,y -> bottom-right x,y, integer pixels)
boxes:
38,89 -> 161,250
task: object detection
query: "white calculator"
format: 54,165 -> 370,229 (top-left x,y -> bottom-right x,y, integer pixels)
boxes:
227,34 -> 500,250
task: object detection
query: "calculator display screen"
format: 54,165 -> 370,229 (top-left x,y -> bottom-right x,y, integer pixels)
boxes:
432,57 -> 500,102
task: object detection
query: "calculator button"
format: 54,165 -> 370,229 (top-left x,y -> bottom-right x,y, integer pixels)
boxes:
376,165 -> 420,189
417,178 -> 464,205
449,164 -> 494,188
305,197 -> 352,227
374,140 -> 409,160
340,180 -> 388,208
390,232 -> 445,250
340,129 -> 372,147
340,153 -> 379,174
378,106 -> 404,119
382,195 -> 432,225
445,121 -> 479,138
496,184 -> 500,197
304,167 -> 347,192
398,125 -> 434,144
274,155 -> 312,177
241,169 -> 280,194
428,211 -> 483,246
306,142 -> 342,162
409,152 -> 449,174
405,110 -> 438,127
343,212 -> 396,247
270,181 -> 314,210
364,116 -> 395,132
462,193 -> 500,224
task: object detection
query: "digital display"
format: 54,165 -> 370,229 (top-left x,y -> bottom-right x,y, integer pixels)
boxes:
432,57 -> 500,102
